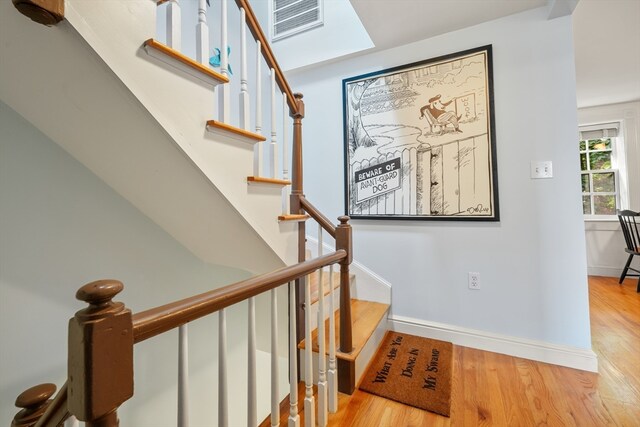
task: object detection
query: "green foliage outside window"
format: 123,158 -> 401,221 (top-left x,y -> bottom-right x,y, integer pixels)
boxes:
580,138 -> 617,215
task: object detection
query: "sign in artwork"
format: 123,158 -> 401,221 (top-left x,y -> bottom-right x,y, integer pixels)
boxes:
355,157 -> 402,203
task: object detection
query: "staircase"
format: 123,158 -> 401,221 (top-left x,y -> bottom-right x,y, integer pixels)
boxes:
4,1 -> 392,426
301,254 -> 390,395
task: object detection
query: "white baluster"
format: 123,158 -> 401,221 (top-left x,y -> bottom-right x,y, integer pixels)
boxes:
65,415 -> 80,427
248,297 -> 257,427
282,92 -> 290,214
254,41 -> 263,177
218,0 -> 230,123
196,0 -> 208,64
328,265 -> 338,413
304,276 -> 315,427
178,324 -> 189,427
271,289 -> 279,427
239,8 -> 250,130
317,229 -> 328,427
167,0 -> 181,50
288,282 -> 300,427
219,309 -> 228,427
270,69 -> 278,179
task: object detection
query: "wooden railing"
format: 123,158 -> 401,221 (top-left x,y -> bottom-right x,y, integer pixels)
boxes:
233,0 -> 297,115
15,253 -> 347,427
11,0 -> 355,426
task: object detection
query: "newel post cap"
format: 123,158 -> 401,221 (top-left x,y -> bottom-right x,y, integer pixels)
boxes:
292,92 -> 305,119
76,280 -> 123,305
12,0 -> 64,26
12,383 -> 56,427
335,216 -> 353,264
338,215 -> 351,226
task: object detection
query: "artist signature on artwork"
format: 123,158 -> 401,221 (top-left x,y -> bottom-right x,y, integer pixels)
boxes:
467,204 -> 490,214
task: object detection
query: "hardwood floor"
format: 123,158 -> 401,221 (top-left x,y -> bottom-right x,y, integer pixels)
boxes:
322,276 -> 640,426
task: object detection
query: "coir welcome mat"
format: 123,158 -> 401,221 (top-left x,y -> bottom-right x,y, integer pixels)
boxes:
359,332 -> 453,416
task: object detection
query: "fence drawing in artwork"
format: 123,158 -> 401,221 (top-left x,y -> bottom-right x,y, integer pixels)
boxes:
350,133 -> 490,217
343,45 -> 498,220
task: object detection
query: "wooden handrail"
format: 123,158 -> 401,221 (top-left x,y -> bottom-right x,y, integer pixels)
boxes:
33,383 -> 69,427
300,196 -> 336,238
234,0 -> 298,115
132,251 -> 347,343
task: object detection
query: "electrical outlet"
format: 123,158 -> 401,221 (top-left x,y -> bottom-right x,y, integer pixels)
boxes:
468,272 -> 481,289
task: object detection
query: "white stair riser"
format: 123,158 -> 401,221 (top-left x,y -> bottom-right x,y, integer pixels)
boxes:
300,311 -> 389,387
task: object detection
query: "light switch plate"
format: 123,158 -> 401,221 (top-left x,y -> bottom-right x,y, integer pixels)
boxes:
531,161 -> 553,179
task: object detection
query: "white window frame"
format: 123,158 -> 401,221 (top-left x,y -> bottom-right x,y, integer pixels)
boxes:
270,0 -> 324,42
579,122 -> 627,221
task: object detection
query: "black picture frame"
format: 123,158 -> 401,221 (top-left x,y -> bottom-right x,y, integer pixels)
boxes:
342,45 -> 499,221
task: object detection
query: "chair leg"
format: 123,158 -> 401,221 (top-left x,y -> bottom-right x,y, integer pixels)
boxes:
636,276 -> 639,293
619,254 -> 633,284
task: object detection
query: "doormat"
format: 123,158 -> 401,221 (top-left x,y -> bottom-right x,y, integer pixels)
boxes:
359,332 -> 453,416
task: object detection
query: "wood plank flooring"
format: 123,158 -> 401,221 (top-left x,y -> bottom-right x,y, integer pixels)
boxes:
318,276 -> 640,426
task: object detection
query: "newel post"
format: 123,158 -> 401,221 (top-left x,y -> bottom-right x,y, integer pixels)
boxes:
11,383 -> 56,427
290,92 -> 307,344
335,215 -> 355,394
290,92 -> 305,201
68,280 -> 133,427
12,0 -> 64,26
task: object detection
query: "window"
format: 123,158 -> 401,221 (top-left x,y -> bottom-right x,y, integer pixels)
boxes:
272,0 -> 323,41
579,122 -> 621,217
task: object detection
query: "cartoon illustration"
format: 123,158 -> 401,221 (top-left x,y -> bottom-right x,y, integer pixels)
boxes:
419,94 -> 462,134
343,47 -> 498,220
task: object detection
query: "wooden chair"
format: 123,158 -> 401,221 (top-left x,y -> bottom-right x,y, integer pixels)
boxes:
420,107 -> 454,135
617,210 -> 640,292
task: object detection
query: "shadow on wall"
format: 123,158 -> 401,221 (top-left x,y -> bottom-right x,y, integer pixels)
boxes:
0,101 -> 268,424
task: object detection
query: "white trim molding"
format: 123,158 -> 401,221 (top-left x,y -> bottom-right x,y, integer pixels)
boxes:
389,315 -> 598,373
587,266 -> 622,277
306,235 -> 391,305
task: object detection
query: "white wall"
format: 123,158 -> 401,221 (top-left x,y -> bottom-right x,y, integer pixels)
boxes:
248,0 -> 374,72
290,8 -> 594,357
579,101 -> 640,277
1,0 -> 293,275
0,101 -> 287,425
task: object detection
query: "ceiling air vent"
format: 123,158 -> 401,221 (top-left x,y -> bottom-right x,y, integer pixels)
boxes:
272,0 -> 323,41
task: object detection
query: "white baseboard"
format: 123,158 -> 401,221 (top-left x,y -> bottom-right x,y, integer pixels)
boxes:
389,315 -> 598,373
587,266 -> 621,277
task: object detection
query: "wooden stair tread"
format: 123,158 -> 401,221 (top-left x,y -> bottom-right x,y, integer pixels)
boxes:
206,120 -> 266,143
247,176 -> 291,186
299,299 -> 389,362
307,269 -> 343,306
142,39 -> 228,85
278,214 -> 310,222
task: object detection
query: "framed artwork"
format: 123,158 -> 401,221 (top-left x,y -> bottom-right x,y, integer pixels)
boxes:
342,45 -> 499,221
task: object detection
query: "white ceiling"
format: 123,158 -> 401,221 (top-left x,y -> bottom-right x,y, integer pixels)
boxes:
347,0 -> 640,108
573,0 -> 640,108
349,0 -> 547,50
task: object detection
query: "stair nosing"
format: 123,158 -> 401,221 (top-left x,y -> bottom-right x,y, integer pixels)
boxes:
207,120 -> 266,143
143,39 -> 229,85
247,176 -> 291,186
278,214 -> 310,222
